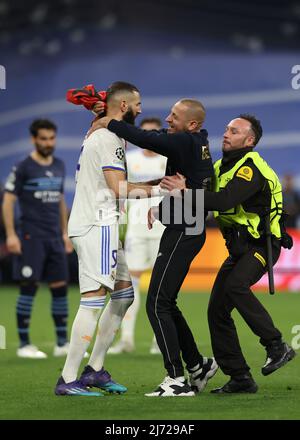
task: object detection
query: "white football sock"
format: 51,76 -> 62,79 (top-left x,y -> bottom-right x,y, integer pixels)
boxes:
61,296 -> 106,383
152,334 -> 158,346
88,286 -> 134,371
120,276 -> 140,345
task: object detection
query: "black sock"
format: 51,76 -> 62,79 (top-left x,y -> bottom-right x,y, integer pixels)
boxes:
16,283 -> 38,347
50,285 -> 68,347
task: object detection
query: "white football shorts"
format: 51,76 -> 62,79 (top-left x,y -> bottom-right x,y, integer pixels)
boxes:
71,224 -> 131,293
125,233 -> 161,272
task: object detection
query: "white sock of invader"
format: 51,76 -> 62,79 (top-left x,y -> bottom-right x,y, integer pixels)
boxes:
88,286 -> 134,371
152,334 -> 159,346
120,276 -> 140,345
61,296 -> 106,383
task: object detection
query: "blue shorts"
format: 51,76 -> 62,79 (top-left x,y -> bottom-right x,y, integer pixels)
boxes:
13,237 -> 68,283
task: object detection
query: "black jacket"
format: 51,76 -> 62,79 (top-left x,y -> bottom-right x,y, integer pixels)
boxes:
108,120 -> 214,232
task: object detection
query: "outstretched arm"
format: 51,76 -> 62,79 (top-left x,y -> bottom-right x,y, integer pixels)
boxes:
89,116 -> 193,160
103,169 -> 167,199
161,164 -> 265,211
107,120 -> 190,159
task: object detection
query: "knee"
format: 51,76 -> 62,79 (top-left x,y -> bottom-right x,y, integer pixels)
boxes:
116,297 -> 134,316
171,305 -> 183,317
111,285 -> 134,310
208,295 -> 230,325
224,277 -> 248,300
207,301 -> 217,325
20,282 -> 38,297
146,294 -> 153,317
207,290 -> 219,322
146,295 -> 172,321
49,281 -> 67,289
21,281 -> 38,288
146,293 -> 164,319
49,284 -> 68,298
126,296 -> 134,308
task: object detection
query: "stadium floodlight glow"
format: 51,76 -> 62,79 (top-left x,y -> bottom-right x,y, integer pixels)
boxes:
0,65 -> 6,89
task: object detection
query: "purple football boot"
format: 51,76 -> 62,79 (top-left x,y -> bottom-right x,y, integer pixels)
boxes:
80,366 -> 127,394
55,376 -> 103,396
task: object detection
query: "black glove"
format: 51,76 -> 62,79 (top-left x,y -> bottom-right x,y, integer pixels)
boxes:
281,231 -> 293,249
279,213 -> 293,249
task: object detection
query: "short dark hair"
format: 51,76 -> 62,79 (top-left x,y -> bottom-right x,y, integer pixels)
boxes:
239,113 -> 263,146
106,81 -> 139,102
29,119 -> 57,137
140,117 -> 162,128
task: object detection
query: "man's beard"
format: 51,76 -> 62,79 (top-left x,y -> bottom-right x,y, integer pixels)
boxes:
122,108 -> 136,125
36,145 -> 54,158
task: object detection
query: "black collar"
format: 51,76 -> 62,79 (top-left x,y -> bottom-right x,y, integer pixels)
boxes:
221,147 -> 254,166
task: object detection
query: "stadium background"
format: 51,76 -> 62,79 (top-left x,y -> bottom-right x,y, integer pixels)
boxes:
0,0 -> 300,420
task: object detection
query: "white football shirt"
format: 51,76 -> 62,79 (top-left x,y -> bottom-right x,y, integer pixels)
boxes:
126,148 -> 167,237
68,128 -> 126,237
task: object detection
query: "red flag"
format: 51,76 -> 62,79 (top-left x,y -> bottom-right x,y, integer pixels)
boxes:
66,84 -> 107,111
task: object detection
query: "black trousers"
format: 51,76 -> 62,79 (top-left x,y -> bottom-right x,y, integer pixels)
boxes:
208,241 -> 282,378
146,228 -> 206,378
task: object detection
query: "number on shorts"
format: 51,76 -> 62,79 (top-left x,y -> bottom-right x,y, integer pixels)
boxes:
112,250 -> 117,268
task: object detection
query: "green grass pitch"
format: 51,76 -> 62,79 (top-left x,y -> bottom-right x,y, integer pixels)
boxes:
0,286 -> 299,420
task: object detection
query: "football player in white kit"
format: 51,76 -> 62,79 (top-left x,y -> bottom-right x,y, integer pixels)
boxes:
108,118 -> 167,355
55,82 -> 167,396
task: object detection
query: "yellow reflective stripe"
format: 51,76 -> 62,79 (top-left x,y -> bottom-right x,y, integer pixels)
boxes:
254,252 -> 266,267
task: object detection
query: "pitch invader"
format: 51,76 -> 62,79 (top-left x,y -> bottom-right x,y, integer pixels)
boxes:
3,119 -> 73,359
108,117 -> 166,355
55,82 -> 168,396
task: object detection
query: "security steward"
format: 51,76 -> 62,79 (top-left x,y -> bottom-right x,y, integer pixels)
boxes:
161,113 -> 296,394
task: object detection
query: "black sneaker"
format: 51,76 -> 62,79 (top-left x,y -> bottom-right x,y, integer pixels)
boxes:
262,341 -> 296,376
211,375 -> 258,394
145,376 -> 195,397
188,357 -> 219,393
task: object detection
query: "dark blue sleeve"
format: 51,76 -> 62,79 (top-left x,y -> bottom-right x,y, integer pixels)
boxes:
4,162 -> 25,196
60,161 -> 66,194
